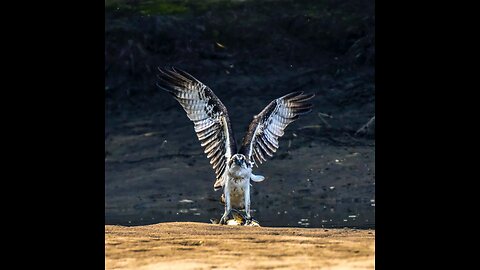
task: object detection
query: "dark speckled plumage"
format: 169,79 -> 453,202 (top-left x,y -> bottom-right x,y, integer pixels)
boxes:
239,91 -> 314,167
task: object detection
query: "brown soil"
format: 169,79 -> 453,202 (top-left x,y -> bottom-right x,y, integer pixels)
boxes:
105,222 -> 374,269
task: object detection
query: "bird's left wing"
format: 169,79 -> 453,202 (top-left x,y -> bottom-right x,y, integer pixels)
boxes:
157,67 -> 237,190
239,91 -> 314,167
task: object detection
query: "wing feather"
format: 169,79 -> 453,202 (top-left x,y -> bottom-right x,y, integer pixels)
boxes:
157,67 -> 236,190
239,91 -> 314,166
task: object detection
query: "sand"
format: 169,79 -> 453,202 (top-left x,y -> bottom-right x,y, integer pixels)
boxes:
105,222 -> 374,269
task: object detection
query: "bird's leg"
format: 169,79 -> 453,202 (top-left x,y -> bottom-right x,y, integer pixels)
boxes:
244,181 -> 252,225
219,188 -> 231,225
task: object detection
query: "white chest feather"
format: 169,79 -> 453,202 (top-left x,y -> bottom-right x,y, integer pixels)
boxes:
228,165 -> 252,179
226,165 -> 251,208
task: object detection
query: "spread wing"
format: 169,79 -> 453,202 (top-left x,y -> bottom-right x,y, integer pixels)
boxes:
239,91 -> 314,167
157,67 -> 236,190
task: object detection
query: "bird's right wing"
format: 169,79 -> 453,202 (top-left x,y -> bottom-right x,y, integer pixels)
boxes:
157,67 -> 237,190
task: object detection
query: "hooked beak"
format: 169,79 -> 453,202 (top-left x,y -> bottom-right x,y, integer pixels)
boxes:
235,159 -> 242,166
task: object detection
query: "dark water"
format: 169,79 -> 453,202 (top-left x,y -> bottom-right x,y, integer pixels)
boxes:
105,0 -> 375,229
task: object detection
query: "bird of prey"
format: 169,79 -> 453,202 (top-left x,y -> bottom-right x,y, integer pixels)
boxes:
157,67 -> 314,225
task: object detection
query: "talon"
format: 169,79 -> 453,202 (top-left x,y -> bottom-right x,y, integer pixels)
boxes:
219,218 -> 225,225
219,214 -> 228,225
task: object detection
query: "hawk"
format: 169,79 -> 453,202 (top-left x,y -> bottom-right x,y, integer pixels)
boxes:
157,67 -> 314,225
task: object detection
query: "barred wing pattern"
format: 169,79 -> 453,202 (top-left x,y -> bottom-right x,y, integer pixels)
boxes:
239,92 -> 314,167
157,68 -> 237,190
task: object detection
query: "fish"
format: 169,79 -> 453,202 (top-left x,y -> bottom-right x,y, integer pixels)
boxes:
210,209 -> 260,226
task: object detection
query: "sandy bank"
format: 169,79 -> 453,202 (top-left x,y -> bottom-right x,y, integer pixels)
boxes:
105,222 -> 374,269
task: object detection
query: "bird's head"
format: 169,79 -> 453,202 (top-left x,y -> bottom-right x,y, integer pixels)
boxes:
229,154 -> 249,168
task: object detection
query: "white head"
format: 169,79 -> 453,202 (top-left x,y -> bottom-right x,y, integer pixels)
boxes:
228,154 -> 250,169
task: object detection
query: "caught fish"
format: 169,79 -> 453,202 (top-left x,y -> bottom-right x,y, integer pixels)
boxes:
210,209 -> 260,227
